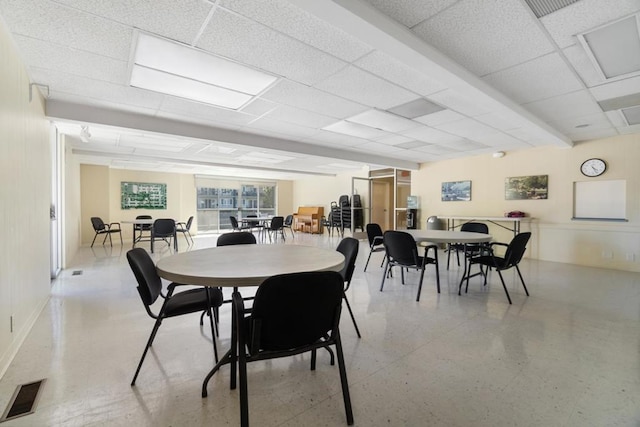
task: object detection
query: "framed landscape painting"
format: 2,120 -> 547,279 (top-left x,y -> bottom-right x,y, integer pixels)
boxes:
505,175 -> 548,200
441,180 -> 471,201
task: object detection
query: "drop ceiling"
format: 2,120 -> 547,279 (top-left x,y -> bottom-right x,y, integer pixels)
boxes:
1,0 -> 639,180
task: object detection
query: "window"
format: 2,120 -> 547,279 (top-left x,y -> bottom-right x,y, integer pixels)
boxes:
195,179 -> 277,232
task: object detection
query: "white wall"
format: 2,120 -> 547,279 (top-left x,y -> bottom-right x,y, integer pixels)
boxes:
292,170 -> 368,216
0,22 -> 52,376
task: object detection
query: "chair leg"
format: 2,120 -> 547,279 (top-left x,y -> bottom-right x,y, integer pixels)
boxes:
118,231 -> 123,245
238,336 -> 249,427
131,318 -> 163,386
91,232 -> 98,248
416,266 -> 426,301
335,334 -> 354,426
379,259 -> 390,292
342,294 -> 361,338
496,270 -> 513,304
206,304 -> 219,363
515,265 -> 529,296
364,250 -> 373,271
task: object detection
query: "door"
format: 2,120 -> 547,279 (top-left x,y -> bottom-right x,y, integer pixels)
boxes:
371,178 -> 392,231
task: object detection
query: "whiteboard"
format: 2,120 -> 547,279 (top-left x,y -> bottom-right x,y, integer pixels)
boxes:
573,180 -> 626,220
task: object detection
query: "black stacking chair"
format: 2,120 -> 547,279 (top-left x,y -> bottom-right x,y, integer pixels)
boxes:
230,216 -> 251,232
447,222 -> 489,269
234,271 -> 354,426
336,237 -> 361,338
463,232 -> 531,304
217,231 -> 257,247
282,214 -> 295,238
127,248 -> 223,385
134,215 -> 152,245
364,223 -> 385,271
176,216 -> 194,246
380,230 -> 440,302
90,217 -> 122,247
151,218 -> 177,253
267,216 -> 285,242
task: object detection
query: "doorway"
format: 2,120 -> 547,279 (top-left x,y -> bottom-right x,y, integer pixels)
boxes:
371,177 -> 393,231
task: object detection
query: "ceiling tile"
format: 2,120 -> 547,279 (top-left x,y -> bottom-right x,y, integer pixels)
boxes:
315,66 -> 418,109
548,112 -> 614,133
54,0 -> 213,44
159,96 -> 258,127
589,75 -> 640,101
395,140 -> 430,149
240,98 -> 279,117
482,53 -> 583,104
567,127 -> 618,141
260,79 -> 367,119
348,109 -> 419,132
263,104 -> 337,129
474,112 -> 522,131
221,0 -> 373,61
375,134 -> 415,146
412,0 -> 554,76
197,9 -> 347,86
305,130 -> 373,148
0,0 -> 132,59
414,109 -> 467,126
323,120 -> 392,139
427,89 -> 490,117
354,50 -> 447,95
523,90 -> 602,123
362,0 -> 458,28
12,35 -> 128,84
401,124 -> 461,143
244,116 -> 318,139
562,44 -> 605,87
434,118 -> 500,139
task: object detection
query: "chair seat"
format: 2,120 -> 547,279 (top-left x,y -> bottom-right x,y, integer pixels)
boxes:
164,287 -> 223,317
468,255 -> 507,269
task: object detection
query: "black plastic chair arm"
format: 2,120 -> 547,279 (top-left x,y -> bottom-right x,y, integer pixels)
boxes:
176,222 -> 186,228
372,236 -> 383,246
108,222 -> 121,230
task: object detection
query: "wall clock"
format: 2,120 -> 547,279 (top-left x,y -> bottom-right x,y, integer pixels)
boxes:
580,158 -> 606,177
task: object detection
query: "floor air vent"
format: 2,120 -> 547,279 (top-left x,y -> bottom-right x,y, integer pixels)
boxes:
1,379 -> 45,422
72,270 -> 83,276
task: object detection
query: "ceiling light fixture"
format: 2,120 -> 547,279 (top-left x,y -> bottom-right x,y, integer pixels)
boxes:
492,151 -> 505,158
129,32 -> 278,109
80,125 -> 91,142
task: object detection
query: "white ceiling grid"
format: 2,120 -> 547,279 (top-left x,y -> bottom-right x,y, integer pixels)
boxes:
0,0 -> 638,179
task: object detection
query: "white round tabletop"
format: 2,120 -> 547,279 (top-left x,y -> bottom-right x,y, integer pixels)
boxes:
156,244 -> 345,287
403,229 -> 492,244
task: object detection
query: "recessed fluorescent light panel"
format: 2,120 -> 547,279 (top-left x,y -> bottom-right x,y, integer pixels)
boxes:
323,120 -> 390,139
387,98 -> 445,119
579,14 -> 640,80
130,32 -> 278,109
621,105 -> 640,125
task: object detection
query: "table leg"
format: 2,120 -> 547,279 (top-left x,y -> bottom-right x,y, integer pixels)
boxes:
201,288 -> 241,398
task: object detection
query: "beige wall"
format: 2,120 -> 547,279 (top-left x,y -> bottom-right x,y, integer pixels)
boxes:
80,167 -> 294,243
412,134 -> 640,271
0,22 -> 51,375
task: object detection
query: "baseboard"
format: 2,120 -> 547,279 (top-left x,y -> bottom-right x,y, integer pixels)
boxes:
0,295 -> 50,379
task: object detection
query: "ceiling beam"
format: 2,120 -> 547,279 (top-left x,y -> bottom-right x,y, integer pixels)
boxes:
47,100 -> 420,170
291,0 -> 573,148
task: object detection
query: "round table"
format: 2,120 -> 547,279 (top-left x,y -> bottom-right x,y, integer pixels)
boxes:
155,244 -> 345,397
403,229 -> 492,244
156,244 -> 345,287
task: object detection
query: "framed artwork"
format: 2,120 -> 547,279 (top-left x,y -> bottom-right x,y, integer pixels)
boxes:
121,182 -> 167,209
441,180 -> 471,201
505,175 -> 548,200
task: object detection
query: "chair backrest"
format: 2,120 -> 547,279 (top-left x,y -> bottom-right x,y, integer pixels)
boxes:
284,214 -> 294,226
153,219 -> 175,237
91,217 -> 105,231
136,214 -> 153,230
229,216 -> 239,229
126,247 -> 162,307
460,222 -> 488,234
502,232 -> 531,268
217,231 -> 257,246
366,223 -> 383,246
336,237 -> 359,285
383,231 -> 419,267
185,216 -> 194,230
249,271 -> 344,352
269,216 -> 284,230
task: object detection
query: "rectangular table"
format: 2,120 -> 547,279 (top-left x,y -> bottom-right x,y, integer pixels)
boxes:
122,219 -> 178,252
440,216 -> 531,237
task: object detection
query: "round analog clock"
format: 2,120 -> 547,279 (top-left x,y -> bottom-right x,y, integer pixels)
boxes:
580,158 -> 606,177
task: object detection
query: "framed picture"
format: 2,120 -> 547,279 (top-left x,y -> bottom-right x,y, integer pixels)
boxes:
441,180 -> 471,201
121,182 -> 167,209
505,175 -> 548,200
